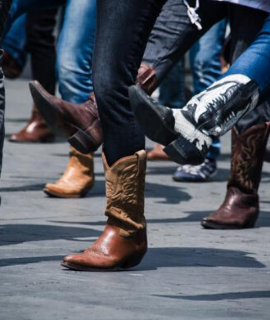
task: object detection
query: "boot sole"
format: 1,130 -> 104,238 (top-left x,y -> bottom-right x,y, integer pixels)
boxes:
61,251 -> 146,272
29,82 -> 97,154
201,220 -> 256,229
8,135 -> 55,143
44,189 -> 85,199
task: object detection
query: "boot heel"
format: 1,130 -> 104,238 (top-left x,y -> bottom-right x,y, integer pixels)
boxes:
68,129 -> 98,154
164,136 -> 205,165
244,217 -> 258,229
121,252 -> 146,269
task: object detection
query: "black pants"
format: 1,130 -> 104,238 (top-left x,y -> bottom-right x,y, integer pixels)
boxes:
93,0 -> 269,165
26,9 -> 58,95
0,0 -> 13,176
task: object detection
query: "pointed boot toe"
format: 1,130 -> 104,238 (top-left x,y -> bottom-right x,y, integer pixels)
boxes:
129,85 -> 178,146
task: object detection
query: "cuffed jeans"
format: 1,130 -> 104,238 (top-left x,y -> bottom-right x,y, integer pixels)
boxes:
2,14 -> 27,68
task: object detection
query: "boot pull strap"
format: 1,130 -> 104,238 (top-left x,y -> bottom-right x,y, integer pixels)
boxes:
135,150 -> 147,176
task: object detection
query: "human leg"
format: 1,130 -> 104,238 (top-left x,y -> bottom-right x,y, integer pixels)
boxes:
202,7 -> 270,229
148,58 -> 186,161
61,0 -> 169,271
9,8 -> 57,143
57,0 -> 96,103
173,20 -> 226,181
130,5 -> 270,165
47,1 -> 97,197
2,14 -> 27,78
0,0 -> 14,205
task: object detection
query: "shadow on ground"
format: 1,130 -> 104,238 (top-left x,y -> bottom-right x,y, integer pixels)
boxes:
0,246 -> 265,269
154,290 -> 270,301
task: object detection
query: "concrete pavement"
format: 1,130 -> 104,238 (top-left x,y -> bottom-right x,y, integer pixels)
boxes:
1,79 -> 270,320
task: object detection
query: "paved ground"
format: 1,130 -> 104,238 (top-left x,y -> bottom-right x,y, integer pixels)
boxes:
1,79 -> 270,320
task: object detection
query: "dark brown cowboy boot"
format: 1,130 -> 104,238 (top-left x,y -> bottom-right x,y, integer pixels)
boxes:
29,82 -> 103,154
61,150 -> 147,271
9,104 -> 55,143
3,51 -> 23,79
29,64 -> 158,154
201,123 -> 270,229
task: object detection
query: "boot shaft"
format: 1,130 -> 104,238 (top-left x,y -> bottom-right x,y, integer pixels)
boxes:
228,122 -> 270,192
103,150 -> 147,234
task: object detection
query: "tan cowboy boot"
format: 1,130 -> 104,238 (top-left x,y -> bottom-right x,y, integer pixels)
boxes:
202,123 -> 270,229
44,147 -> 94,198
62,150 -> 147,271
9,104 -> 55,143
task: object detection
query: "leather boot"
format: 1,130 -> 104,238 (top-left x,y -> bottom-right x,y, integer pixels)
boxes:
29,82 -> 103,154
201,123 -> 270,229
3,51 -> 23,79
29,64 -> 157,154
129,74 -> 260,165
9,104 -> 55,143
44,147 -> 94,198
62,150 -> 147,271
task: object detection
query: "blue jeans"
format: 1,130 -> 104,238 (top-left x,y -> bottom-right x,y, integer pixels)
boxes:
57,0 -> 96,103
158,59 -> 186,109
227,14 -> 270,105
8,0 -> 96,104
2,14 -> 27,68
190,20 -> 227,160
190,20 -> 226,95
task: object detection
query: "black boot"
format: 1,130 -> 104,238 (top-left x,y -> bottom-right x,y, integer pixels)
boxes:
129,74 -> 259,165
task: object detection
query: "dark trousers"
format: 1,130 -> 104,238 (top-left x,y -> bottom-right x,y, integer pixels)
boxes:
0,0 -> 13,176
26,9 -> 58,95
93,0 -> 269,165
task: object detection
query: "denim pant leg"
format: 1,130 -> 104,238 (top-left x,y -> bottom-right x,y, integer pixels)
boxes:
6,0 -> 66,33
26,9 -> 57,95
226,14 -> 270,104
93,0 -> 167,165
228,5 -> 270,133
190,20 -> 226,95
0,0 -> 13,178
189,20 -> 226,160
143,0 -> 228,84
158,58 -> 186,109
57,0 -> 96,104
2,14 -> 27,68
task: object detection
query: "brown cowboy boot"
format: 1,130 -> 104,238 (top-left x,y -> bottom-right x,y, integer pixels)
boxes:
3,51 -> 23,79
29,64 -> 157,153
61,150 -> 147,271
44,147 -> 94,198
201,123 -> 270,229
29,82 -> 103,153
9,104 -> 55,143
